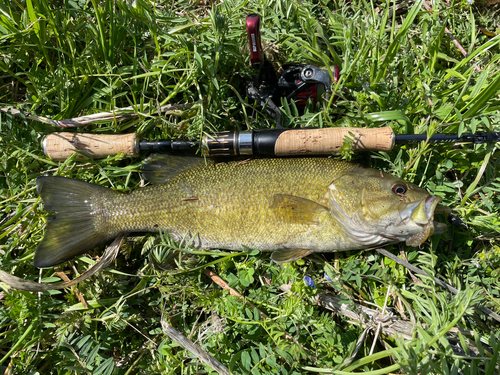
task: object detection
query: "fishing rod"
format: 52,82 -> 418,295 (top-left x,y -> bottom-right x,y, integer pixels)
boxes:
43,127 -> 500,161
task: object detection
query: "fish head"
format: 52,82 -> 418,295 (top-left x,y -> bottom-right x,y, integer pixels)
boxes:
327,166 -> 446,247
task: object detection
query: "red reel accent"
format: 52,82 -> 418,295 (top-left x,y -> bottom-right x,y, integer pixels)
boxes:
246,14 -> 263,67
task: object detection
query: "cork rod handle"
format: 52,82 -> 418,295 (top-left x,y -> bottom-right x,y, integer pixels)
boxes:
43,127 -> 396,161
273,127 -> 395,156
43,133 -> 139,161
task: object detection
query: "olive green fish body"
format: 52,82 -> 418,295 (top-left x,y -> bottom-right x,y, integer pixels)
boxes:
100,158 -> 355,252
35,157 -> 445,268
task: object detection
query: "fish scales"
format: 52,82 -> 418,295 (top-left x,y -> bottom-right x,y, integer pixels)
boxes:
99,158 -> 356,250
34,157 -> 446,267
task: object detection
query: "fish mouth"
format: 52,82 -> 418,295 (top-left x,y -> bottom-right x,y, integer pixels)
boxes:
412,195 -> 442,224
404,195 -> 443,247
401,195 -> 442,224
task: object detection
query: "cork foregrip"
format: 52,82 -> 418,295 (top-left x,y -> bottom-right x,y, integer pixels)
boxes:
44,133 -> 139,161
274,127 -> 395,156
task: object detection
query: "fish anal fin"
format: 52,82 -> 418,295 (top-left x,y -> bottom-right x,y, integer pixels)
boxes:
271,249 -> 314,264
142,155 -> 207,184
270,194 -> 327,225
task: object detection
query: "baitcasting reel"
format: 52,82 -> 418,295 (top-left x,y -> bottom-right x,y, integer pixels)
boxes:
245,14 -> 340,128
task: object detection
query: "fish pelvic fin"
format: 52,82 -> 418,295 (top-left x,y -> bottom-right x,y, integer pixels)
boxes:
271,249 -> 314,264
34,176 -> 118,268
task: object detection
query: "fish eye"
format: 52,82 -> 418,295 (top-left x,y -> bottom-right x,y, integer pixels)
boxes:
391,184 -> 407,195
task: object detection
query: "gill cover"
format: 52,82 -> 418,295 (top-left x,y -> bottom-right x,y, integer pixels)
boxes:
327,168 -> 443,247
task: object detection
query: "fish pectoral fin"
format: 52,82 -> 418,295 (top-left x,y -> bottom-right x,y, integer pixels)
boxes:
142,155 -> 208,184
270,249 -> 314,264
270,194 -> 327,225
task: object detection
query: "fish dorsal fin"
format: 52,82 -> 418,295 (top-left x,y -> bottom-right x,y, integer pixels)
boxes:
270,194 -> 328,225
271,249 -> 314,263
142,155 -> 207,184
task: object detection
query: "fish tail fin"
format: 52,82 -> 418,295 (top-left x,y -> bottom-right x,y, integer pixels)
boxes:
34,176 -> 118,268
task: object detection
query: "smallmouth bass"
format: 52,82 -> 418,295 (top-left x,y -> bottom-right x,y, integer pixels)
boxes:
34,156 -> 447,268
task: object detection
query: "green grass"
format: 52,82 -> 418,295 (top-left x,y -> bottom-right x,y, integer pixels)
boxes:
1,0 -> 500,373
